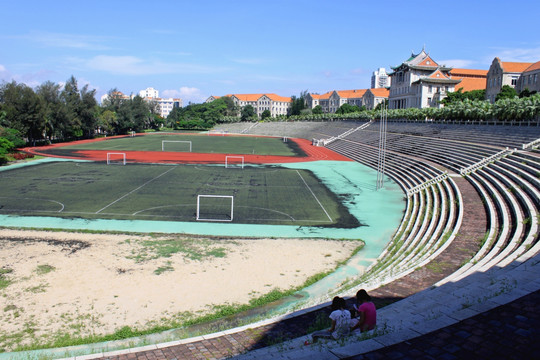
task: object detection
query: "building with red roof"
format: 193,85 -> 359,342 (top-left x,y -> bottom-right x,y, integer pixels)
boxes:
486,58 -> 534,103
517,61 -> 540,94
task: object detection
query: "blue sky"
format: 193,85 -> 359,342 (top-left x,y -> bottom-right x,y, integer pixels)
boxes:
1,0 -> 540,104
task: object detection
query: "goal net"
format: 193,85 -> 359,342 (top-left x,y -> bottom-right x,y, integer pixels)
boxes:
208,129 -> 227,136
283,136 -> 288,142
225,156 -> 245,169
196,195 -> 234,221
129,131 -> 136,137
162,140 -> 192,152
107,152 -> 126,165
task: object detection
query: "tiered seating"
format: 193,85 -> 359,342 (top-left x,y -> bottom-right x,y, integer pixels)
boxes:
326,121 -> 540,292
380,121 -> 540,149
326,140 -> 462,288
216,120 -> 366,140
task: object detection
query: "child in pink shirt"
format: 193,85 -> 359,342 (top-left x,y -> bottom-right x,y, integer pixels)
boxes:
351,289 -> 376,332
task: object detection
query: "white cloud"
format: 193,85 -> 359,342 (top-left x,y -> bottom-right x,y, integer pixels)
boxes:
84,55 -> 227,75
437,59 -> 477,68
488,46 -> 540,62
21,31 -> 111,51
163,87 -> 207,104
0,64 -> 6,72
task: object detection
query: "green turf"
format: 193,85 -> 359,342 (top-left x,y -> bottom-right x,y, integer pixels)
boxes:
0,161 -> 359,228
59,134 -> 305,157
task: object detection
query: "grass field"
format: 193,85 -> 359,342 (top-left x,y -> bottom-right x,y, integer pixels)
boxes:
58,134 -> 306,157
0,161 -> 359,228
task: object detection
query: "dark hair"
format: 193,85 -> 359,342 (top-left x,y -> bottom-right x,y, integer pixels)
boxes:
356,289 -> 371,302
331,296 -> 347,311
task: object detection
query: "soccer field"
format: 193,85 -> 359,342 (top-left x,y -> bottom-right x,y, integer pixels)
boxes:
57,134 -> 305,157
0,161 -> 359,228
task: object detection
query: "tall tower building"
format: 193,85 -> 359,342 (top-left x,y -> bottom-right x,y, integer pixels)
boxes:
371,68 -> 390,88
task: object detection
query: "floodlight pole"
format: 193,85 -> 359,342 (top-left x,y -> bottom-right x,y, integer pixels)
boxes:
376,105 -> 388,190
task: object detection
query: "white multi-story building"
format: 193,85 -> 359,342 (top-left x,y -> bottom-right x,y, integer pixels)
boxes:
228,93 -> 292,117
389,49 -> 464,109
371,68 -> 391,89
139,87 -> 159,99
152,98 -> 183,118
137,87 -> 182,118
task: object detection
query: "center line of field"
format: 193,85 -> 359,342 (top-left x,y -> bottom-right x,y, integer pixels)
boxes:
295,170 -> 333,222
95,166 -> 177,214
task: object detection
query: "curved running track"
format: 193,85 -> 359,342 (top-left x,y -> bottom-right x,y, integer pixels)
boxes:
22,134 -> 352,164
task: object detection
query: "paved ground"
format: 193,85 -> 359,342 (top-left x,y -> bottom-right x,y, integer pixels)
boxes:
346,289 -> 540,360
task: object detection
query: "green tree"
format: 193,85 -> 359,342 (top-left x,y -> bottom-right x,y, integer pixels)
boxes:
519,88 -> 537,98
495,85 -> 518,102
241,105 -> 256,121
290,90 -> 308,116
0,127 -> 25,148
312,105 -> 323,114
0,81 -> 44,145
261,109 -> 271,120
336,103 -> 361,114
36,81 -> 67,141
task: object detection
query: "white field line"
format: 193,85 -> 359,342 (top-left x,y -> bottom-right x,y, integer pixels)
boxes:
295,170 -> 333,222
95,166 -> 177,214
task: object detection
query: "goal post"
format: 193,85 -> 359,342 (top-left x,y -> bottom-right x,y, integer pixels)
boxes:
129,131 -> 136,137
196,195 -> 234,222
283,136 -> 288,142
208,129 -> 227,136
162,140 -> 192,152
107,152 -> 127,165
225,156 -> 245,169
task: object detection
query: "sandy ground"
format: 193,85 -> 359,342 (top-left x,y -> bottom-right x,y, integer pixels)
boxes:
0,229 -> 359,351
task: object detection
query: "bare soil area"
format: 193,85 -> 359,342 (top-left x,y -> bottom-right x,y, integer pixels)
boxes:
0,229 -> 359,351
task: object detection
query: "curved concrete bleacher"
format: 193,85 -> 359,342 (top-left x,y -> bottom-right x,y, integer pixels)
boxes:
233,121 -> 540,359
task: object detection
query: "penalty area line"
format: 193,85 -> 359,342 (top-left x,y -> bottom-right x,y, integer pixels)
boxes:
295,170 -> 332,222
95,166 -> 177,214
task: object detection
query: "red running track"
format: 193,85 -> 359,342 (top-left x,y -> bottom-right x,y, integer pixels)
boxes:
22,135 -> 352,164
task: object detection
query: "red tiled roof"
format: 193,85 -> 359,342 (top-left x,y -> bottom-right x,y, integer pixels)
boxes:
454,77 -> 487,92
336,89 -> 367,98
524,61 -> 540,72
501,61 -> 534,73
428,69 -> 451,79
233,94 -> 264,102
418,55 -> 438,67
450,68 -> 488,78
265,93 -> 292,102
369,88 -> 389,97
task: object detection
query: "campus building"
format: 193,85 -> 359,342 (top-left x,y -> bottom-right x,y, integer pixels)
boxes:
306,88 -> 388,113
229,94 -> 292,117
371,68 -> 391,89
363,88 -> 390,110
100,91 -> 132,104
517,61 -> 540,93
486,58 -> 534,103
388,49 -> 488,109
139,87 -> 159,99
137,87 -> 183,118
207,94 -> 292,118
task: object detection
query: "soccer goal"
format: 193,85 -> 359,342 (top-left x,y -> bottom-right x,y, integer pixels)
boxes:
225,156 -> 244,169
208,129 -> 227,136
283,136 -> 288,143
196,195 -> 234,221
162,140 -> 192,152
107,152 -> 127,165
129,131 -> 136,137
